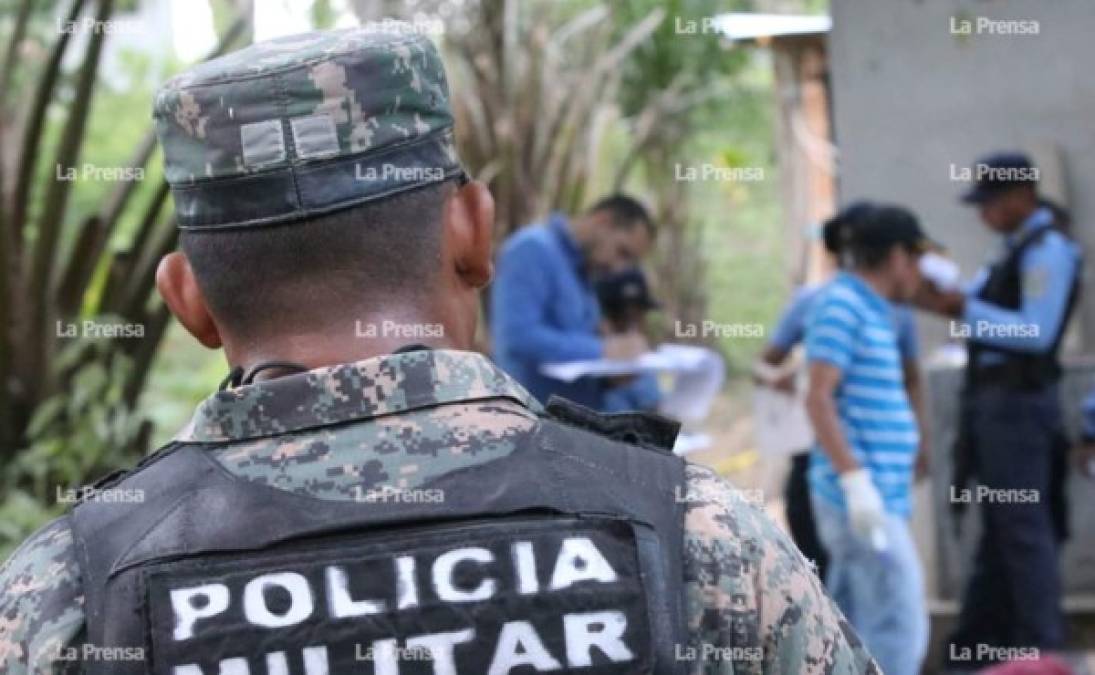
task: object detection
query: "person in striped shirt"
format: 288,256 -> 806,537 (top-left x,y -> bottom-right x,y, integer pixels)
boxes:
804,205 -> 937,675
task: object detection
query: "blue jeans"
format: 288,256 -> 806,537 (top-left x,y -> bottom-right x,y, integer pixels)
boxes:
812,496 -> 928,675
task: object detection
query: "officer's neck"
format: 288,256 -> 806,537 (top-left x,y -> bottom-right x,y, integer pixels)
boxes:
223,309 -> 467,380
1002,203 -> 1040,235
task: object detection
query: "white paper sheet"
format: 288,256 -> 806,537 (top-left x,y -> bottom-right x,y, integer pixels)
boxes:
540,344 -> 725,424
752,385 -> 815,457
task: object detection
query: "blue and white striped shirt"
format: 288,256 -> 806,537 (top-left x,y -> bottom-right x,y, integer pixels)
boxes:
806,272 -> 919,516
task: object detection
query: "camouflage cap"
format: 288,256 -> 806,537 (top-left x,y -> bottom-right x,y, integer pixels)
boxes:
153,23 -> 463,229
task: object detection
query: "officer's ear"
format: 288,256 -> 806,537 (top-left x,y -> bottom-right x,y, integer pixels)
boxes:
444,179 -> 494,289
156,252 -> 223,349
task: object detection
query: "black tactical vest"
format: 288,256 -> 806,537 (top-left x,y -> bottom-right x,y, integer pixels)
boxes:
69,399 -> 688,675
967,221 -> 1081,390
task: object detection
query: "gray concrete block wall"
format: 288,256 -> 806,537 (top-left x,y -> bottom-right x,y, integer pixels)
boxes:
828,0 -> 1095,353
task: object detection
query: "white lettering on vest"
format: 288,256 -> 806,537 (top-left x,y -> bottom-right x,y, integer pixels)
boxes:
549,538 -> 618,590
326,566 -> 385,617
371,638 -> 400,675
171,583 -> 230,640
394,555 -> 418,609
564,611 -> 634,667
173,648 -> 329,675
432,548 -> 496,602
405,628 -> 475,675
242,572 -> 313,628
173,658 -> 248,675
265,651 -> 288,675
511,541 -> 539,595
301,645 -> 329,674
488,620 -> 563,674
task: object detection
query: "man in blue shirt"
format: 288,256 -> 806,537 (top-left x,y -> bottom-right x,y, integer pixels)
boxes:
804,205 -> 935,675
491,196 -> 655,407
919,153 -> 1082,668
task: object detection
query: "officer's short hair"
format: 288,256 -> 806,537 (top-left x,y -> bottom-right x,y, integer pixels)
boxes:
588,194 -> 655,237
181,181 -> 453,337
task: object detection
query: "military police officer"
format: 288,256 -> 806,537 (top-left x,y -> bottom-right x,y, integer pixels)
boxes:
920,152 -> 1082,669
0,23 -> 877,675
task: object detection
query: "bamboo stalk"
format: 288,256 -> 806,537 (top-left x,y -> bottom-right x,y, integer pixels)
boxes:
10,0 -> 89,265
24,0 -> 113,406
0,0 -> 28,444
0,0 -> 33,101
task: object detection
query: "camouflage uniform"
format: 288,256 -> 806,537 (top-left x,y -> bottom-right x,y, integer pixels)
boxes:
1,350 -> 876,674
0,23 -> 878,674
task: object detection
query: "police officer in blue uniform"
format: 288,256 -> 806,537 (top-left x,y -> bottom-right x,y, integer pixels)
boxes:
920,153 -> 1082,669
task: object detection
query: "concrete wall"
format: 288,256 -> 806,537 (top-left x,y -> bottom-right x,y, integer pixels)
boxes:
828,0 -> 1095,354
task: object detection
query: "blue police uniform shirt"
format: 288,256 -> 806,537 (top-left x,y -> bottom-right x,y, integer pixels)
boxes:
805,272 -> 920,517
490,213 -> 605,408
962,206 -> 1081,366
770,283 -> 919,361
1083,388 -> 1095,441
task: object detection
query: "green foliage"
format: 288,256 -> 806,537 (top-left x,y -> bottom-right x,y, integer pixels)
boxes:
311,0 -> 337,29
0,490 -> 64,561
0,330 -> 146,556
614,0 -> 751,120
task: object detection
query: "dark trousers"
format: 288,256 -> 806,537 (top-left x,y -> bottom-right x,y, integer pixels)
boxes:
785,453 -> 829,581
947,385 -> 1066,666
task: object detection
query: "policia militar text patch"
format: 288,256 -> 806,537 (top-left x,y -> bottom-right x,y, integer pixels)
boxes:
144,517 -> 653,674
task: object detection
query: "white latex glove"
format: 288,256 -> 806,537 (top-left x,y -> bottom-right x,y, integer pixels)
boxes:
839,469 -> 889,552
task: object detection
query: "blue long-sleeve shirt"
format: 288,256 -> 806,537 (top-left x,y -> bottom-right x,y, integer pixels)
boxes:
490,213 -> 605,407
962,207 -> 1081,365
1082,388 -> 1095,441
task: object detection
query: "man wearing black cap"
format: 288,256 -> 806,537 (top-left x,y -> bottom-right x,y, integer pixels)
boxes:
804,205 -> 936,675
595,267 -> 662,413
757,202 -> 930,584
919,152 -> 1081,668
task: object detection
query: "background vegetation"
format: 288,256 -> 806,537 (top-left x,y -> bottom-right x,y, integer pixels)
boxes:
0,0 -> 824,557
